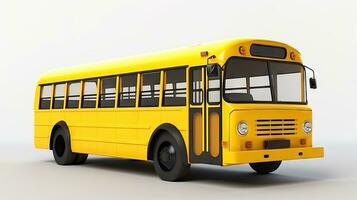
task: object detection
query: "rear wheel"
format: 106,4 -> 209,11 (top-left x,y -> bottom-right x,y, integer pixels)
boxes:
249,161 -> 282,174
52,128 -> 88,165
153,133 -> 190,181
52,128 -> 77,165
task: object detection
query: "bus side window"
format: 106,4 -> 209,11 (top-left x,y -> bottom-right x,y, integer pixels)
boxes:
119,74 -> 137,107
66,82 -> 80,108
99,76 -> 116,108
163,68 -> 186,106
82,79 -> 98,108
39,85 -> 52,109
140,71 -> 160,107
53,83 -> 65,109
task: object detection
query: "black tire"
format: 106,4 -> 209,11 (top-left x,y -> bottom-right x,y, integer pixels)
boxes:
52,128 -> 77,165
249,161 -> 282,174
153,133 -> 190,181
128,159 -> 140,162
74,154 -> 88,165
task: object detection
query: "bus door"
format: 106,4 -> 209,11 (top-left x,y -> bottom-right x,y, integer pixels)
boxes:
189,66 -> 222,165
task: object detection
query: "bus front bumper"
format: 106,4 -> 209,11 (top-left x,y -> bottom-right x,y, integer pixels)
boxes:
223,147 -> 324,166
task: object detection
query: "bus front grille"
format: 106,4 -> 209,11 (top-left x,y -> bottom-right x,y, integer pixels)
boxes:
255,119 -> 297,136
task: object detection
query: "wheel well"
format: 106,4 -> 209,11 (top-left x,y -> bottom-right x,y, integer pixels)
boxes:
49,121 -> 69,150
147,124 -> 187,161
147,129 -> 166,160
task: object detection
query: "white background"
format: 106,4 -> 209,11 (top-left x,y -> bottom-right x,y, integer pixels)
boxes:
0,0 -> 356,199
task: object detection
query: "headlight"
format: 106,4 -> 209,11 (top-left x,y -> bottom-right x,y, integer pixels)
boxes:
303,121 -> 312,133
237,121 -> 248,135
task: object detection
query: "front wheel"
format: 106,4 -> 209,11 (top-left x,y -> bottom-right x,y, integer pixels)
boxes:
153,133 -> 190,181
74,154 -> 88,165
249,161 -> 282,174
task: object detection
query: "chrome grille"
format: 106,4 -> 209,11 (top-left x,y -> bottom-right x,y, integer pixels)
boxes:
256,119 -> 297,136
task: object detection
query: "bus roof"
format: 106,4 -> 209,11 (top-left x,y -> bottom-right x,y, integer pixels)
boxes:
37,38 -> 300,84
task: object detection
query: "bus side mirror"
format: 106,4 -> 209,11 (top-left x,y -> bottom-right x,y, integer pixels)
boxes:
309,78 -> 317,89
207,63 -> 219,77
304,65 -> 317,89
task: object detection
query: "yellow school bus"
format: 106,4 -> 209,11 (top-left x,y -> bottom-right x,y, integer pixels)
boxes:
34,38 -> 324,181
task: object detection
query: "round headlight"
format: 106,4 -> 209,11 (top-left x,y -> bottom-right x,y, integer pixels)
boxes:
237,121 -> 248,135
303,121 -> 312,133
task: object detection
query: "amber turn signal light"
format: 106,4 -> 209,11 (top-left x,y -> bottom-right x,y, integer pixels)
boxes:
245,141 -> 252,149
300,138 -> 306,145
290,52 -> 296,60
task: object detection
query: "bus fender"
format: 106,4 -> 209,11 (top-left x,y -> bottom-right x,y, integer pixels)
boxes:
49,121 -> 70,150
147,123 -> 188,162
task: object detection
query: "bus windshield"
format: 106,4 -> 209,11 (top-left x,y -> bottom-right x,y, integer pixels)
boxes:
224,57 -> 306,104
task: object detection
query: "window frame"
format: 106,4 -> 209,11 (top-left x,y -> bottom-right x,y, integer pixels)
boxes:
223,56 -> 308,105
81,78 -> 98,108
118,73 -> 138,108
163,67 -> 187,107
190,67 -> 204,105
52,83 -> 66,109
139,70 -> 161,107
269,60 -> 307,103
39,84 -> 52,109
66,81 -> 81,109
99,76 -> 117,108
38,65 -> 193,109
207,66 -> 222,105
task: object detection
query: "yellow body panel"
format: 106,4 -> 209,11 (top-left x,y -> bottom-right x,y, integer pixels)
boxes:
221,103 -> 323,165
34,38 -> 323,166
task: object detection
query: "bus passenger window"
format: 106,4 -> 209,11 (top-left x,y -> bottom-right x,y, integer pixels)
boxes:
119,74 -> 137,107
140,71 -> 160,107
191,68 -> 203,105
39,85 -> 52,109
66,82 -> 80,108
99,77 -> 117,108
163,68 -> 186,106
82,79 -> 98,108
53,83 -> 65,109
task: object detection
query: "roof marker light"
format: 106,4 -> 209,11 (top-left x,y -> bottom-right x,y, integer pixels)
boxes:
239,46 -> 246,55
200,51 -> 209,57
